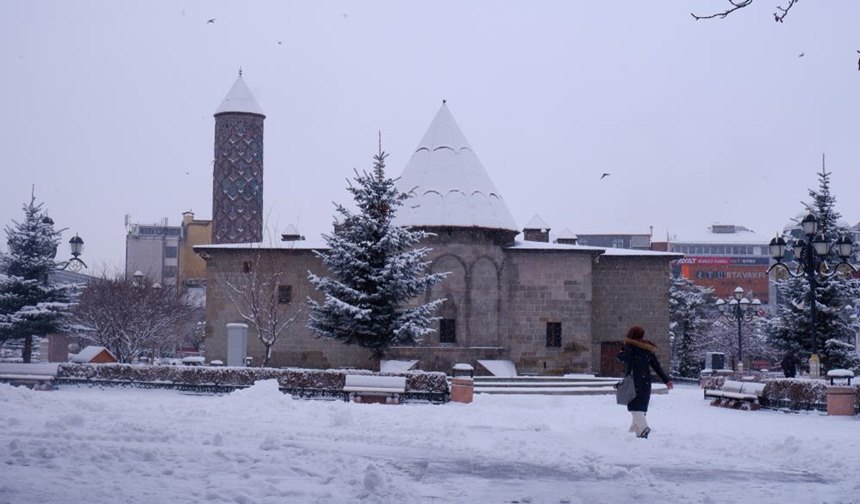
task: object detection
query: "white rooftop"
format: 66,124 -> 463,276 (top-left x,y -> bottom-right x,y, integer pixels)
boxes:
524,215 -> 551,231
556,228 -> 577,240
214,74 -> 265,116
394,102 -> 519,233
70,346 -> 114,363
669,224 -> 770,245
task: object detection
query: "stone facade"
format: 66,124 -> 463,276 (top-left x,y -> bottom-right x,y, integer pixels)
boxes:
212,112 -> 264,244
200,231 -> 677,376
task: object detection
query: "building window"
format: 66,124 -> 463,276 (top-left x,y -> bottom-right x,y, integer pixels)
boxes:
439,318 -> 456,343
163,266 -> 177,278
546,322 -> 562,348
278,285 -> 292,304
243,261 -> 253,273
165,246 -> 178,258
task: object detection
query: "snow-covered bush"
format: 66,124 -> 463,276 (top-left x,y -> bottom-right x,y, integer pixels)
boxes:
55,363 -> 450,398
761,379 -> 831,410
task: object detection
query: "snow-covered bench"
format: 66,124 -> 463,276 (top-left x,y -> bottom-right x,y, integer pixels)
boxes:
704,380 -> 765,410
343,375 -> 406,404
0,373 -> 55,390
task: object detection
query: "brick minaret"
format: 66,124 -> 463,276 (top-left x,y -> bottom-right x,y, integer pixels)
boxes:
212,72 -> 265,244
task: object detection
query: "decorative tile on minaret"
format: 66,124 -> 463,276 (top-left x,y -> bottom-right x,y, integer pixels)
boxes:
212,73 -> 265,244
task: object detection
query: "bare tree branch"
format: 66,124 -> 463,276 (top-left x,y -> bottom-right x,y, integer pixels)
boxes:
773,0 -> 798,23
691,0 -> 798,23
223,248 -> 304,367
691,0 -> 753,21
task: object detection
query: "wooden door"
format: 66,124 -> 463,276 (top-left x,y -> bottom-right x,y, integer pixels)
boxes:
600,342 -> 625,377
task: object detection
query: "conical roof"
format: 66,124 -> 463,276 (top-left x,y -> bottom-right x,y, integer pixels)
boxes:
394,103 -> 518,232
214,74 -> 265,116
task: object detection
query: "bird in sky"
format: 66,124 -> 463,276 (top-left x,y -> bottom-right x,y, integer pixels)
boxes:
600,173 -> 611,180
797,52 -> 804,58
277,41 -> 282,45
207,18 -> 216,24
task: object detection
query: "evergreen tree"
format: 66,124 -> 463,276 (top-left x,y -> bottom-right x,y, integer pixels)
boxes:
668,273 -> 715,377
766,164 -> 860,372
0,193 -> 75,362
307,150 -> 446,357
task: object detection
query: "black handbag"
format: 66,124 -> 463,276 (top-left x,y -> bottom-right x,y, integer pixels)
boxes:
614,374 -> 635,405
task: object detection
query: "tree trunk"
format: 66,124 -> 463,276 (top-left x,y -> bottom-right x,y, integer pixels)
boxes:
22,335 -> 33,363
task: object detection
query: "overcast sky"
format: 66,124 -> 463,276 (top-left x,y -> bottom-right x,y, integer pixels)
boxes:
2,1 -> 859,270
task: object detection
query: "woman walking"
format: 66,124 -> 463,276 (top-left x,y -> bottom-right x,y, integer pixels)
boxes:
617,325 -> 673,438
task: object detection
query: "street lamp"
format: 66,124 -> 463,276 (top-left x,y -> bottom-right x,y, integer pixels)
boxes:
767,211 -> 856,377
132,270 -> 144,287
715,286 -> 761,370
57,233 -> 88,271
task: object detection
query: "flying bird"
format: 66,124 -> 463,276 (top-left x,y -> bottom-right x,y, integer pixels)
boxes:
600,173 -> 611,180
797,52 -> 804,58
277,41 -> 282,45
207,18 -> 216,24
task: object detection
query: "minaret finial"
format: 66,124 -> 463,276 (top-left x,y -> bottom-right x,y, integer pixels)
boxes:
238,66 -> 243,77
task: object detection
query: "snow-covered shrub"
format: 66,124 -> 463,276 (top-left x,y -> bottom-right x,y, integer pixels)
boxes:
761,379 -> 830,410
55,363 -> 449,397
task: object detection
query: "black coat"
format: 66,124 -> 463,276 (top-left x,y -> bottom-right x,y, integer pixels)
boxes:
617,338 -> 671,412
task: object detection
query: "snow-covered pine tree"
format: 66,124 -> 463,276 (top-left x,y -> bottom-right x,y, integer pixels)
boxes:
668,273 -> 715,377
0,193 -> 75,362
766,163 -> 860,372
307,150 -> 447,357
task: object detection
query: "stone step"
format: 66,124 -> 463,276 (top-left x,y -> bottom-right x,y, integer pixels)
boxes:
450,376 -> 623,396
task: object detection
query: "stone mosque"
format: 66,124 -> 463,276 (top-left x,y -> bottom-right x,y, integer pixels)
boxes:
197,75 -> 680,376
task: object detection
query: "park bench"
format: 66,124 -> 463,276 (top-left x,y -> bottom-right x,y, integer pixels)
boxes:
704,380 -> 765,410
343,374 -> 406,404
0,373 -> 55,390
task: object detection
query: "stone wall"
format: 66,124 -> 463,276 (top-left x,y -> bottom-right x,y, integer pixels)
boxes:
204,247 -> 374,369
591,256 -> 672,375
502,250 -> 597,375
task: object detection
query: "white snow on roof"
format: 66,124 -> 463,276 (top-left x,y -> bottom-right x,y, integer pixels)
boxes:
557,228 -> 577,240
670,225 -> 770,245
506,240 -> 680,258
214,75 -> 265,116
282,224 -> 300,236
394,103 -> 519,233
524,215 -> 551,231
195,237 -> 329,251
505,240 -> 604,252
71,346 -> 114,363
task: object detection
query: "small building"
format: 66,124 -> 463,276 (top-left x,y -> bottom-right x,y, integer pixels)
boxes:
70,346 -> 117,364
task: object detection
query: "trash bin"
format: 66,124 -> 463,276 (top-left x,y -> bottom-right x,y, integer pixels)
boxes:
451,363 -> 474,403
826,386 -> 856,416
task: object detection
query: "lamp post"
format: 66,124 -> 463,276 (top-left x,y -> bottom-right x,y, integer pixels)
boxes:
767,212 -> 856,377
715,286 -> 761,370
57,233 -> 88,271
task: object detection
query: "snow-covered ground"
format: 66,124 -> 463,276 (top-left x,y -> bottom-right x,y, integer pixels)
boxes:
1,381 -> 858,504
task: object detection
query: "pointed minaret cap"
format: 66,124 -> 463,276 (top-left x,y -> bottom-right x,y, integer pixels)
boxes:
394,102 -> 518,232
215,74 -> 265,117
